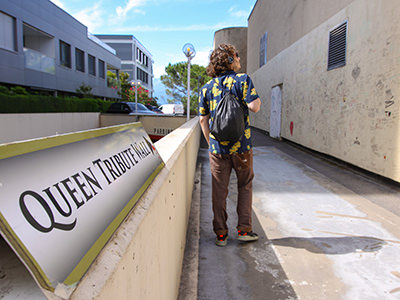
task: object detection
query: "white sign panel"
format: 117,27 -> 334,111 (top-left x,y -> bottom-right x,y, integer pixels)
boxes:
0,123 -> 164,293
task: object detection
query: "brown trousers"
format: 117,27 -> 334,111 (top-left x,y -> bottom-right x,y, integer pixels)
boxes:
208,149 -> 254,236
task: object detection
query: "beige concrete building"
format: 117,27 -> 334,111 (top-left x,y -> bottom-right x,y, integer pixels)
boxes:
213,27 -> 248,73
243,0 -> 400,182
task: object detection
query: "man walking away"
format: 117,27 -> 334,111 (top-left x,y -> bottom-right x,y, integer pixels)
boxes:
198,44 -> 261,247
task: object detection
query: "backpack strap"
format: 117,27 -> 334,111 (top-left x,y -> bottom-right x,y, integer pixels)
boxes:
217,74 -> 237,95
217,74 -> 247,112
215,74 -> 248,122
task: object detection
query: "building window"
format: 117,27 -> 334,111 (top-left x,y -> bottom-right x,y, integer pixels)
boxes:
88,54 -> 96,76
99,59 -> 105,78
259,32 -> 268,67
0,11 -> 16,51
60,40 -> 71,68
137,67 -> 149,84
136,48 -> 149,67
328,21 -> 347,70
75,48 -> 84,72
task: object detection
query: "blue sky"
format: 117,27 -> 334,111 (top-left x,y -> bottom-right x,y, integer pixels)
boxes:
50,0 -> 257,102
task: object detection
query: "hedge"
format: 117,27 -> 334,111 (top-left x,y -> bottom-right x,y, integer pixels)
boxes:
0,93 -> 112,113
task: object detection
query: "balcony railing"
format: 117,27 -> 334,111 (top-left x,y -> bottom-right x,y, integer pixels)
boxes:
24,48 -> 55,75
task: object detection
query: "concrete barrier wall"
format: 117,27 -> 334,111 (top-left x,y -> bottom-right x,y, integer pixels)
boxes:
69,117 -> 201,300
0,113 -> 200,299
100,114 -> 187,139
0,113 -> 187,145
0,113 -> 100,144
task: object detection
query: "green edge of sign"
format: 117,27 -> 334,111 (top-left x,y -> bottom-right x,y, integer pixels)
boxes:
0,214 -> 55,291
63,161 -> 164,287
0,123 -> 142,160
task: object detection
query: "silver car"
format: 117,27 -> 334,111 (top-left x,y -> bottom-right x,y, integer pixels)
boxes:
106,102 -> 157,115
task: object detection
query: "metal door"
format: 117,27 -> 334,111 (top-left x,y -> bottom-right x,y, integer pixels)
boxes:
270,86 -> 282,138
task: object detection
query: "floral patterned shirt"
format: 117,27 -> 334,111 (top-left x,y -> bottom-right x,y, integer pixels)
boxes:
198,71 -> 260,154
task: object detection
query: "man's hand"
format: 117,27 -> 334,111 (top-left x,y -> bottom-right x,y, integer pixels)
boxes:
199,115 -> 210,145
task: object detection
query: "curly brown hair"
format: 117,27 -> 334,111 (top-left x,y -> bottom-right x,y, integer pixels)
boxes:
206,44 -> 237,78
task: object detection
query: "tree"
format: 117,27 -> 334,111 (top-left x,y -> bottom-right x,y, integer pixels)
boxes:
119,72 -> 132,101
75,83 -> 93,98
160,62 -> 210,114
108,71 -> 158,106
107,70 -> 119,90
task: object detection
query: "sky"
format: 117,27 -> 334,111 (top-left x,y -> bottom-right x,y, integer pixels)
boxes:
50,0 -> 257,103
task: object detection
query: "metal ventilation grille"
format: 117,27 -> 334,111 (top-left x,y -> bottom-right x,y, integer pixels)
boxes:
328,21 -> 347,70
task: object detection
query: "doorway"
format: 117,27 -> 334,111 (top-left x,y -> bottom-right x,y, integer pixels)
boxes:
270,85 -> 282,138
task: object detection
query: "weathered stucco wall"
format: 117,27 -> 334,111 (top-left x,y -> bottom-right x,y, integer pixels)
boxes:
250,0 -> 400,182
247,0 -> 354,74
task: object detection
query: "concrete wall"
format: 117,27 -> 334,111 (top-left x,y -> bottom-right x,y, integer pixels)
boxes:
214,27 -> 248,73
0,113 -> 100,144
248,0 -> 400,182
69,117 -> 201,300
0,113 -> 188,145
100,114 -> 187,139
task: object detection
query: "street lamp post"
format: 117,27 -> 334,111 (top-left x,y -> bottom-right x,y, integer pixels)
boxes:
134,80 -> 141,112
197,75 -> 201,98
182,43 -> 196,121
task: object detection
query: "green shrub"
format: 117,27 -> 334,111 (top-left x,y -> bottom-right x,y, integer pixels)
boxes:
0,93 -> 112,113
76,83 -> 93,98
10,86 -> 28,95
0,86 -> 9,94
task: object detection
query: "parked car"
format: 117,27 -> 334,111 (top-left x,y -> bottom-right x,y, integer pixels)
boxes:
158,103 -> 184,115
106,102 -> 157,115
145,105 -> 163,114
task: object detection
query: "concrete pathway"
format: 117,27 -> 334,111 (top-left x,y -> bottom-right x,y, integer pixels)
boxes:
180,130 -> 400,300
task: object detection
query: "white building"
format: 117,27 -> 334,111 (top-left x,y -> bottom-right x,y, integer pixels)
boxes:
96,35 -> 154,97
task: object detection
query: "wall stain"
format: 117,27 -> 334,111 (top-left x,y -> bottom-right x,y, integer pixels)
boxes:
336,81 -> 344,95
376,80 -> 384,90
352,65 -> 361,80
385,89 -> 395,117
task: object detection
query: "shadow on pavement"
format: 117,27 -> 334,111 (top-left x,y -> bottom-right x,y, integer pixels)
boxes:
271,236 -> 386,255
